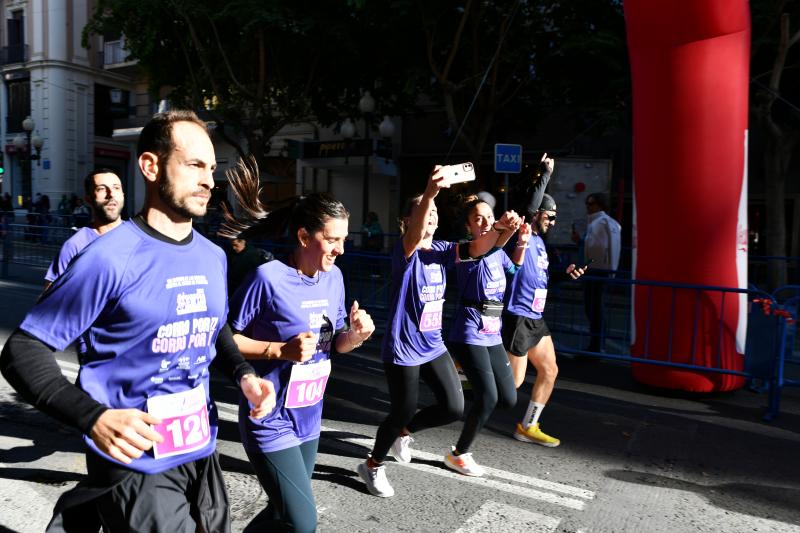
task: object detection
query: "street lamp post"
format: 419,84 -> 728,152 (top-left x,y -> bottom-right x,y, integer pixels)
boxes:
13,115 -> 44,204
357,92 -> 375,224
341,92 -> 396,233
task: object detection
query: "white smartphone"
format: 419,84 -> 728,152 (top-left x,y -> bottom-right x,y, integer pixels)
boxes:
438,162 -> 476,186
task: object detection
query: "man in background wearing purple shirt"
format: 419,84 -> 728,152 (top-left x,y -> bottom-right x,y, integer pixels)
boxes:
43,169 -> 125,293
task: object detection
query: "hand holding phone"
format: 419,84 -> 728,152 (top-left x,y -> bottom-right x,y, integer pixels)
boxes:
438,162 -> 476,186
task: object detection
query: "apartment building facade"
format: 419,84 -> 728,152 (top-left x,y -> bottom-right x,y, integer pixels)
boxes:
0,0 -> 153,212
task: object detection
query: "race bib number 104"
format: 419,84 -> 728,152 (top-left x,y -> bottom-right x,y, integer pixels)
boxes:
286,359 -> 332,409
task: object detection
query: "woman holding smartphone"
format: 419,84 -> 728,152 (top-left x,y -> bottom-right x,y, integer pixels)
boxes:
357,166 -> 519,497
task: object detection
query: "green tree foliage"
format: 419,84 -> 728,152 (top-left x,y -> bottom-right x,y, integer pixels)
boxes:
419,0 -> 627,162
84,0 -> 426,164
750,0 -> 800,288
85,0 -> 628,166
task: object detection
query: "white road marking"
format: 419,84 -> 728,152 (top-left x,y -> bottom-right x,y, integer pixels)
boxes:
318,425 -> 591,511
52,361 -> 594,512
0,479 -> 59,532
454,500 -> 561,533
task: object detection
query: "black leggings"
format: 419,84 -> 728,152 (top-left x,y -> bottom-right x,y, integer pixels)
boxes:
450,342 -> 517,453
371,351 -> 464,462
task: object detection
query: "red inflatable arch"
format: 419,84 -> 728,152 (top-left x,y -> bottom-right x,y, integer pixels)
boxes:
625,0 -> 750,391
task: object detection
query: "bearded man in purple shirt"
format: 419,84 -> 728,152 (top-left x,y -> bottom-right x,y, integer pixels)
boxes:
0,110 -> 276,533
43,168 -> 125,293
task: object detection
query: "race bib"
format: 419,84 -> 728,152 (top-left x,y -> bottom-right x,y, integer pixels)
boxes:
420,299 -> 445,332
479,315 -> 501,335
286,359 -> 332,409
147,384 -> 210,459
532,288 -> 548,313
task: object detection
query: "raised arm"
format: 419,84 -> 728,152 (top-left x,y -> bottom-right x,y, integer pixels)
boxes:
525,153 -> 554,214
466,210 -> 521,258
402,167 -> 448,258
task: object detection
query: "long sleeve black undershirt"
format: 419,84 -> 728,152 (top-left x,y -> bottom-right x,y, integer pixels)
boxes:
0,324 -> 255,435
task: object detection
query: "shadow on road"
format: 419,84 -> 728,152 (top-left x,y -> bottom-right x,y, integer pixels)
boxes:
606,469 -> 800,526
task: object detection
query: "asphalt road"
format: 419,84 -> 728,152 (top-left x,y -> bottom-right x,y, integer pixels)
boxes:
1,275 -> 799,532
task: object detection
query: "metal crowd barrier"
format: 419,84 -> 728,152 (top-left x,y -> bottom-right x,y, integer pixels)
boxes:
1,223 -> 78,276
3,222 -> 796,419
543,274 -> 794,420
765,285 -> 800,418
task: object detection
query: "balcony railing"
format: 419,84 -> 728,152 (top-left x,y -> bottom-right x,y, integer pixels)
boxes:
0,44 -> 29,65
101,39 -> 132,66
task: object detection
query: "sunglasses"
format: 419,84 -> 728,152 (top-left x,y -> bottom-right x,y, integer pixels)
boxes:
538,213 -> 556,222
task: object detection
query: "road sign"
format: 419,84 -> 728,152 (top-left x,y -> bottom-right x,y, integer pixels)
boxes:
494,143 -> 523,173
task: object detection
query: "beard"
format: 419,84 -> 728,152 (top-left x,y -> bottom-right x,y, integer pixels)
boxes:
157,168 -> 209,219
91,197 -> 124,224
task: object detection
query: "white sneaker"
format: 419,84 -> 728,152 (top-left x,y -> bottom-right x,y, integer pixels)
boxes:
357,460 -> 395,498
444,448 -> 486,477
390,434 -> 414,463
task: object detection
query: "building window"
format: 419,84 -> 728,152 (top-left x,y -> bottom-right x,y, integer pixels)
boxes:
6,78 -> 30,133
2,10 -> 27,64
94,83 -> 131,137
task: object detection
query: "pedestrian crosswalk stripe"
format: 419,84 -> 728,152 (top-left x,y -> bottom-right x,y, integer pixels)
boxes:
319,425 -> 589,511
54,362 -> 594,511
455,500 -> 561,533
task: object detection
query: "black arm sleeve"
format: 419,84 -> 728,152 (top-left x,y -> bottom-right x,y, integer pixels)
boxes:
525,170 -> 552,214
212,323 -> 257,384
0,329 -> 107,434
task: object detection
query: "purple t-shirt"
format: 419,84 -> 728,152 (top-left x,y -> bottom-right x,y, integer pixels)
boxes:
44,227 -> 101,282
229,260 -> 346,453
381,240 -> 457,366
504,234 -> 549,319
20,220 -> 227,474
449,249 -> 513,346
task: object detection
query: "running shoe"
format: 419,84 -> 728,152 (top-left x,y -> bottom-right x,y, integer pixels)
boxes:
390,434 -> 414,463
357,460 -> 395,498
513,423 -> 561,447
444,448 -> 486,477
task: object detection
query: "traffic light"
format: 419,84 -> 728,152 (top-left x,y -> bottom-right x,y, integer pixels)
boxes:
0,152 -> 4,176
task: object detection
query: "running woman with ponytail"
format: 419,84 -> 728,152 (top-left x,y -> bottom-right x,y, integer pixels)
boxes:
444,196 -> 530,476
223,160 -> 376,532
357,166 -> 520,497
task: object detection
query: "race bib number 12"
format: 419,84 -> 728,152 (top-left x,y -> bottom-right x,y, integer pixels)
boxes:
147,384 -> 210,459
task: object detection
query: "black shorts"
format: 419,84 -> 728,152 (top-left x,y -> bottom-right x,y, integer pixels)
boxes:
47,452 -> 230,533
501,314 -> 551,357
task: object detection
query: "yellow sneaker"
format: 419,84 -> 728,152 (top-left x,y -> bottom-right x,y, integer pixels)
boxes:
513,423 -> 560,447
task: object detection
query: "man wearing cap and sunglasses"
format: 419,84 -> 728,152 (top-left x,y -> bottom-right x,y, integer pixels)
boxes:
502,155 -> 586,447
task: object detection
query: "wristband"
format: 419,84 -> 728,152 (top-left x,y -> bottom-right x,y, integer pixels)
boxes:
261,341 -> 272,359
492,222 -> 502,232
348,330 -> 364,349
